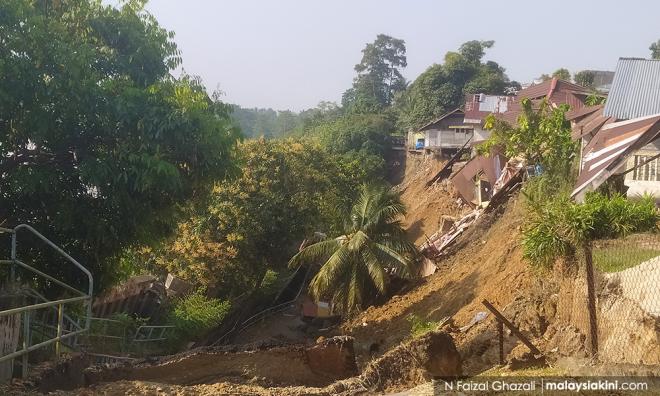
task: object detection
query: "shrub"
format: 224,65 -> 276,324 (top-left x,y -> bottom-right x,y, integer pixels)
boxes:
408,314 -> 439,338
522,192 -> 659,268
168,290 -> 231,345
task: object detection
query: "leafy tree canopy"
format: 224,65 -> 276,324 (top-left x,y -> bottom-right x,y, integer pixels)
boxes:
342,34 -> 407,113
0,0 -> 239,290
574,70 -> 595,88
552,68 -> 571,81
139,139 -> 379,297
480,99 -> 577,179
396,40 -> 515,131
650,39 -> 660,59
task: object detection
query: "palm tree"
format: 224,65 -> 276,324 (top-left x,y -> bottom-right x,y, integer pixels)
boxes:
288,183 -> 418,314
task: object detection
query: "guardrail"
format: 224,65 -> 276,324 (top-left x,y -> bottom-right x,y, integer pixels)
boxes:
0,225 -> 93,378
211,264 -> 312,346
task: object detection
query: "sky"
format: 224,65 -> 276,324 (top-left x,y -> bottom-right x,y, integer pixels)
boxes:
114,0 -> 659,111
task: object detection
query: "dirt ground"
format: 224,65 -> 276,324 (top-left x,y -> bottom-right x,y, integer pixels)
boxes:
396,153 -> 470,245
344,194 -> 534,375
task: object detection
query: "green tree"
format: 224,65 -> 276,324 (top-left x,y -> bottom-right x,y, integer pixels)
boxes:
343,34 -> 407,113
396,40 -> 514,131
574,70 -> 595,88
150,139 -> 369,296
480,99 -> 577,179
650,39 -> 660,59
0,0 -> 239,289
552,68 -> 571,81
289,184 -> 418,314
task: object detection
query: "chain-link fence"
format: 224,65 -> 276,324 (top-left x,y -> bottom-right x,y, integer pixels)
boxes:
588,233 -> 660,365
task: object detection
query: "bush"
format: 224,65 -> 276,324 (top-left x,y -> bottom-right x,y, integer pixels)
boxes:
408,314 -> 439,338
169,290 -> 231,345
522,192 -> 659,268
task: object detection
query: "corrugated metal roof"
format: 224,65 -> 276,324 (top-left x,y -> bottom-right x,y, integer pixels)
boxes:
572,114 -> 660,200
603,58 -> 660,120
419,108 -> 464,131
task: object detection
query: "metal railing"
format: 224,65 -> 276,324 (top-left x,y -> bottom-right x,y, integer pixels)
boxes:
0,225 -> 93,378
211,264 -> 312,346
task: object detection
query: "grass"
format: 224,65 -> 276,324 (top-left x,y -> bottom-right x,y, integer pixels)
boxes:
407,314 -> 441,338
592,246 -> 660,273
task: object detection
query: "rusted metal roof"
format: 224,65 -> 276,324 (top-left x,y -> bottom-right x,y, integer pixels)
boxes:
603,58 -> 660,120
418,108 -> 464,131
495,79 -> 593,126
464,94 -> 514,124
572,114 -> 660,200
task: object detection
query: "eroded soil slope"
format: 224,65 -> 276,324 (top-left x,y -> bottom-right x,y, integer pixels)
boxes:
344,195 -> 536,374
396,153 -> 469,245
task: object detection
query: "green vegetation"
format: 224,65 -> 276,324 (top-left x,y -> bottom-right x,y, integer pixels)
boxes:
342,34 -> 407,113
396,40 -> 518,132
407,314 -> 440,338
593,245 -> 660,273
289,184 -> 418,314
168,290 -> 231,345
481,98 -> 577,180
574,70 -> 596,88
0,0 -> 239,291
523,193 -> 659,269
650,39 -> 660,59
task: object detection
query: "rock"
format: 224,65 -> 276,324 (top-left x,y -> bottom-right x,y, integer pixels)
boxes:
305,336 -> 359,379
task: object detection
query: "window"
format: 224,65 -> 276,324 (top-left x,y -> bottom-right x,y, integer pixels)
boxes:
632,155 -> 660,181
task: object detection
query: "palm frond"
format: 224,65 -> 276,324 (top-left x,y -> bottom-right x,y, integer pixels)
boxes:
308,243 -> 352,300
287,238 -> 341,269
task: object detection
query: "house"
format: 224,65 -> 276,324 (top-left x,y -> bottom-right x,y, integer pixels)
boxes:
407,109 -> 473,155
450,78 -> 595,206
571,58 -> 660,200
464,94 -> 514,144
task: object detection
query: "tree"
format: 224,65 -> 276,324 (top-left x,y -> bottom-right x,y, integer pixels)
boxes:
0,0 -> 239,290
343,34 -> 407,113
650,39 -> 660,59
149,139 -> 372,296
289,184 -> 418,313
574,70 -> 595,88
480,99 -> 577,179
552,68 -> 571,81
396,40 -> 514,131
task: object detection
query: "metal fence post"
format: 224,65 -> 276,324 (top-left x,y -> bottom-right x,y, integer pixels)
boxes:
583,243 -> 598,358
22,311 -> 29,378
55,304 -> 63,357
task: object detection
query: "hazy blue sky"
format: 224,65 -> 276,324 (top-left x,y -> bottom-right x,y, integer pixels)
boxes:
121,0 -> 658,111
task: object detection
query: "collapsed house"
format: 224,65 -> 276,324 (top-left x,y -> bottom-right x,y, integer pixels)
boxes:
570,58 -> 660,200
450,78 -> 595,207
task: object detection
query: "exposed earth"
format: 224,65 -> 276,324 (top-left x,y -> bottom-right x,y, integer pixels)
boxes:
10,152 -> 660,395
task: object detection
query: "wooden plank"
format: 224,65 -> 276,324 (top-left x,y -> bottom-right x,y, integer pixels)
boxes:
481,299 -> 542,356
426,137 -> 472,187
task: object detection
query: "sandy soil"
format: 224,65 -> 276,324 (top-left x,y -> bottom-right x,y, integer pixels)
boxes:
396,153 -> 469,245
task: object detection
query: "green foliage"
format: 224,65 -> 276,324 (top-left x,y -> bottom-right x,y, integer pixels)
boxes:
143,139 -> 374,296
396,40 -> 516,131
407,314 -> 439,338
593,245 -> 660,273
552,68 -> 571,81
522,192 -> 659,268
650,39 -> 660,59
230,106 -> 302,138
480,99 -> 577,179
574,70 -> 595,88
342,34 -> 407,113
0,0 -> 239,291
168,290 -> 231,344
289,183 -> 418,314
585,94 -> 606,106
